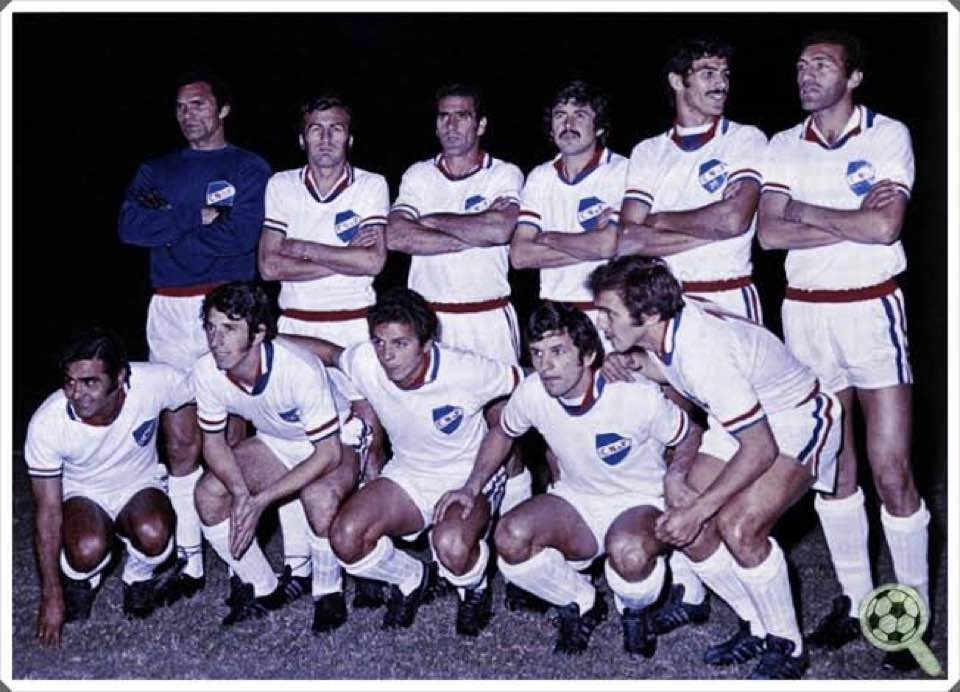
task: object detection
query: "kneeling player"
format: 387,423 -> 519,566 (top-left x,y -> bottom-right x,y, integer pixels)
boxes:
25,328 -> 192,646
192,282 -> 360,633
437,303 -> 696,656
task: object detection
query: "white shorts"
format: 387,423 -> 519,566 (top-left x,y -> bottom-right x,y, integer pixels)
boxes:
381,462 -> 507,528
433,301 -> 520,366
500,467 -> 533,515
698,389 -> 842,493
147,294 -> 209,371
257,422 -> 363,467
782,284 -> 912,391
277,314 -> 369,348
685,281 -> 763,324
548,481 -> 664,565
64,464 -> 168,521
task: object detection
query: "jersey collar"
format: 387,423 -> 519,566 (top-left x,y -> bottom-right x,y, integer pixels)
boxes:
397,342 -> 441,390
226,341 -> 275,396
302,163 -> 354,203
434,151 -> 491,181
657,307 -> 685,367
557,370 -> 606,416
802,105 -> 870,150
552,145 -> 608,185
669,116 -> 724,152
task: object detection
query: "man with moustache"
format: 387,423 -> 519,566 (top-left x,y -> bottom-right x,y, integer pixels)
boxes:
757,31 -> 927,671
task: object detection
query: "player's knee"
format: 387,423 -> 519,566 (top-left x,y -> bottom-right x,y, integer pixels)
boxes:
493,515 -> 531,564
605,533 -> 657,581
302,484 -> 345,536
716,507 -> 766,554
164,424 -> 200,473
131,516 -> 172,556
65,534 -> 111,573
872,462 -> 918,512
194,471 -> 229,524
431,525 -> 473,575
329,513 -> 367,563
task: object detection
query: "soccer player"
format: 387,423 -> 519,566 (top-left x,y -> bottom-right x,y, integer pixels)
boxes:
118,70 -> 271,600
25,328 -> 192,646
437,302 -> 695,657
191,282 -> 360,633
303,288 -> 523,635
616,36 -> 768,635
757,31 -> 928,671
509,80 -> 628,339
589,257 -> 842,679
257,94 -> 388,602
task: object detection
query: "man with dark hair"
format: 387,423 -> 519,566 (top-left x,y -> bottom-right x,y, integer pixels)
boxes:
757,31 -> 927,671
589,256 -> 842,679
297,288 -> 523,636
437,302 -> 696,657
25,328 -> 194,646
257,93 -> 389,601
118,69 -> 271,601
510,80 -> 627,341
191,282 -> 363,633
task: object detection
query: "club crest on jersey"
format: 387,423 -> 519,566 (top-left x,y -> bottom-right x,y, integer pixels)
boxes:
698,159 -> 728,193
577,197 -> 607,232
846,160 -> 876,196
279,408 -> 301,423
595,433 -> 632,466
334,210 -> 362,242
205,180 -> 236,207
464,195 -> 487,213
132,418 -> 159,447
432,405 -> 464,435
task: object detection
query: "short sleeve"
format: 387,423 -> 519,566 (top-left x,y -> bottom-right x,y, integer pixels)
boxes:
759,133 -> 793,198
392,165 -> 426,219
294,359 -> 341,443
876,120 -> 915,197
263,173 -> 290,235
358,174 -> 390,228
518,167 -> 546,231
489,163 -> 524,206
623,140 -> 657,207
683,348 -> 764,435
639,384 -> 691,448
467,353 -> 522,410
500,382 -> 534,438
24,406 -> 64,479
193,359 -> 229,434
725,125 -> 767,188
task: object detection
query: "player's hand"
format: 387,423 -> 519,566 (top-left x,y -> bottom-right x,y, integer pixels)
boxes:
663,470 -> 699,510
544,447 -> 561,486
201,206 -> 221,225
348,227 -> 380,248
601,352 -> 640,383
134,187 -> 171,210
861,179 -> 903,210
433,486 -> 477,523
489,196 -> 514,211
36,592 -> 65,647
654,505 -> 708,547
229,492 -> 265,559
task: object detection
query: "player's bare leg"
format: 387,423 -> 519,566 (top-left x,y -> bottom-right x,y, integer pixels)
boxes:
60,497 -> 113,622
162,405 -> 206,598
115,488 -> 177,618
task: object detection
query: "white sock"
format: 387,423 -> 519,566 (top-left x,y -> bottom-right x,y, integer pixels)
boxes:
437,541 -> 489,591
61,550 -> 110,589
498,548 -> 595,614
669,551 -> 707,605
881,500 -> 931,610
120,535 -> 174,584
814,488 -> 873,616
167,467 -> 204,578
277,499 -> 312,578
606,556 -> 666,614
735,539 -> 802,654
307,533 -> 342,597
340,536 -> 424,596
201,519 -> 277,597
689,544 -> 766,637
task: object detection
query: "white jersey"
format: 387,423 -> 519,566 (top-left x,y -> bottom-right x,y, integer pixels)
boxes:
518,147 -> 629,303
392,152 -> 523,302
264,164 -> 389,311
624,118 -> 766,282
762,105 -> 914,290
338,340 -> 521,480
24,363 -> 192,496
501,371 -> 689,499
194,337 -> 341,445
651,300 -> 819,435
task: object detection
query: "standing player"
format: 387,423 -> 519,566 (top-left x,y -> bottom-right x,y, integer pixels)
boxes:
757,31 -> 928,670
437,302 -> 695,657
25,329 -> 192,646
118,70 -> 271,600
257,94 -> 388,602
616,37 -> 768,633
509,80 -> 627,338
589,257 -> 842,679
191,282 -> 360,633
303,288 -> 523,636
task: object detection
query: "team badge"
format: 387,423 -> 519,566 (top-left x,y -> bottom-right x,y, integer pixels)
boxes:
279,408 -> 301,423
698,159 -> 728,193
595,433 -> 632,466
577,196 -> 607,232
205,180 -> 236,207
846,160 -> 876,196
334,210 -> 362,242
464,195 -> 487,213
132,418 -> 159,447
432,405 -> 464,435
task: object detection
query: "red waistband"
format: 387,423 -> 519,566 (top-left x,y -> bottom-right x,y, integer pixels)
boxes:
785,279 -> 897,303
154,282 -> 222,297
682,276 -> 753,293
427,296 -> 509,314
282,306 -> 370,322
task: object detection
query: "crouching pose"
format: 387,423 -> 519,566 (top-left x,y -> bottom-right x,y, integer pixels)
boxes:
437,302 -> 696,656
192,282 -> 362,633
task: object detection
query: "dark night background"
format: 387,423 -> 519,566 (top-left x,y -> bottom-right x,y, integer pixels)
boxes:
12,11 -> 948,499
